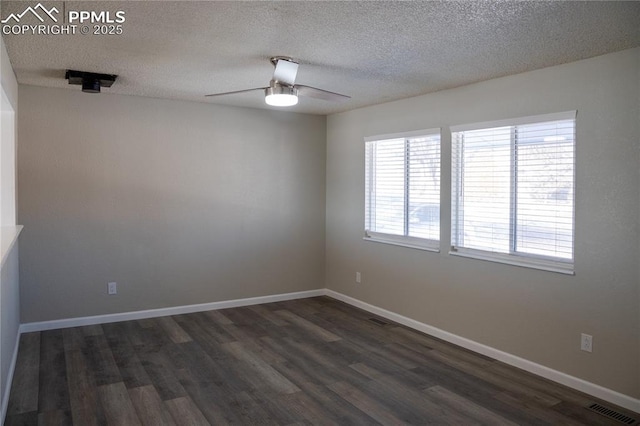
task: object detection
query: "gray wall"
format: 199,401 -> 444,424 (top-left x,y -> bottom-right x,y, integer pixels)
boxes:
18,86 -> 326,322
326,48 -> 640,398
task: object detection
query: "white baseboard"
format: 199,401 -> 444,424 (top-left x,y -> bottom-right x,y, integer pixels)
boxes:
19,289 -> 324,333
13,287 -> 640,414
324,289 -> 640,414
1,328 -> 21,425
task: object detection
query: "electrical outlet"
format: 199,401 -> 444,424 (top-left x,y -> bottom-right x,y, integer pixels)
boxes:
108,282 -> 117,295
355,272 -> 361,283
580,333 -> 593,353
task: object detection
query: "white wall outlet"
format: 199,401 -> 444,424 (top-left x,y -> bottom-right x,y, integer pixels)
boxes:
580,333 -> 593,353
355,272 -> 361,283
108,282 -> 117,295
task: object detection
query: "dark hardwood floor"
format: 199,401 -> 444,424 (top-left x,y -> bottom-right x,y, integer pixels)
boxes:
4,296 -> 639,425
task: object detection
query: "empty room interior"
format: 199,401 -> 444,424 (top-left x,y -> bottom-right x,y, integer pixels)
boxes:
0,1 -> 639,424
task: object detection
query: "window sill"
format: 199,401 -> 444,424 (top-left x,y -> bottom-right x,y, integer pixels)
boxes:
364,233 -> 440,253
1,225 -> 23,269
449,247 -> 574,275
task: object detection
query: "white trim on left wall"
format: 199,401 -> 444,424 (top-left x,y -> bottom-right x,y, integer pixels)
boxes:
1,328 -> 21,424
19,289 -> 325,333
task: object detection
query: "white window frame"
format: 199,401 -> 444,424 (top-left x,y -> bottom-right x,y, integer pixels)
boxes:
364,128 -> 441,252
450,111 -> 576,274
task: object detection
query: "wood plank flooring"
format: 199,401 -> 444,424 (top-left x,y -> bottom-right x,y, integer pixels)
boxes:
5,296 -> 639,425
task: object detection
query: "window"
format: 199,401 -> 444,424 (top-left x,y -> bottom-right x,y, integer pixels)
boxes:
365,129 -> 441,251
451,112 -> 575,273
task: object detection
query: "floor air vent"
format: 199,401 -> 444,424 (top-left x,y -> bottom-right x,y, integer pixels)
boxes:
368,318 -> 388,326
587,403 -> 637,424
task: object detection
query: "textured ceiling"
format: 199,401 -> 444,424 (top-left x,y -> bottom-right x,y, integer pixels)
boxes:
2,1 -> 640,115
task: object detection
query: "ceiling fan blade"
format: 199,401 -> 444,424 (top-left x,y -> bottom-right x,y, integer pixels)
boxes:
295,85 -> 351,102
272,59 -> 299,86
205,87 -> 266,97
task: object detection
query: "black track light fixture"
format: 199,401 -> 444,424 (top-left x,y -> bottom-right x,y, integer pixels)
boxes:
65,70 -> 117,93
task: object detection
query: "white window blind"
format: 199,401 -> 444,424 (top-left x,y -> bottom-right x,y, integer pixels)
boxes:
451,112 -> 575,273
365,129 -> 441,251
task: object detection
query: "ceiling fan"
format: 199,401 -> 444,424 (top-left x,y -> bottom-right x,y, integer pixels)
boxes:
205,57 -> 350,107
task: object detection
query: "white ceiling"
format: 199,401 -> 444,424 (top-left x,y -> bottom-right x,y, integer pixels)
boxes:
3,1 -> 640,115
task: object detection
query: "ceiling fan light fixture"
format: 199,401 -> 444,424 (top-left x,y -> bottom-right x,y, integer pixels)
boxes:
205,58 -> 349,105
265,84 -> 298,107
